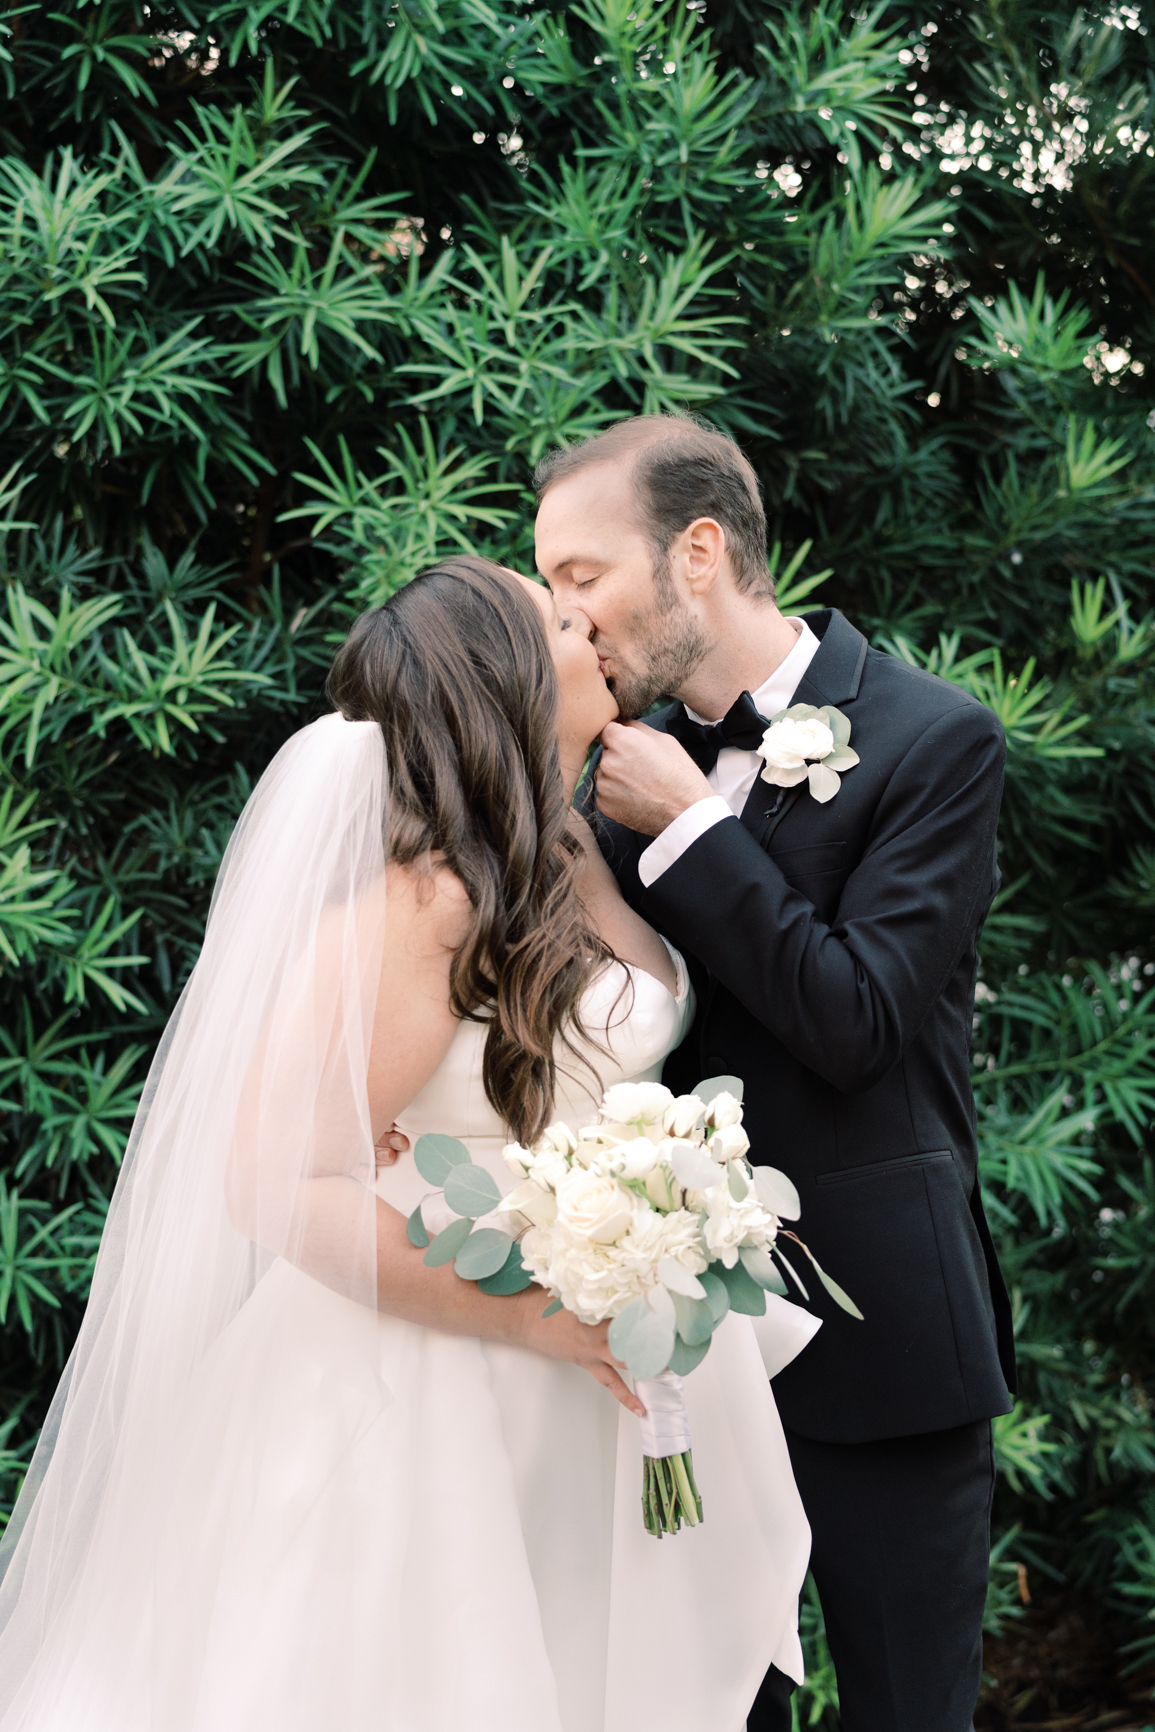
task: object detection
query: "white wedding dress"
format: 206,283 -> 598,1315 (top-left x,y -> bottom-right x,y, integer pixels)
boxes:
0,718 -> 813,1732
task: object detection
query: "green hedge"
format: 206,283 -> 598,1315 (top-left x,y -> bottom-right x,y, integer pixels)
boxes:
1,1 -> 1153,1714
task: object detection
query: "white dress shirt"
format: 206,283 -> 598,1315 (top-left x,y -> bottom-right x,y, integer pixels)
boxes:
637,617 -> 822,888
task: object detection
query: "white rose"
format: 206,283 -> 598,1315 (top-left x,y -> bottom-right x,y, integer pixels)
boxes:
711,1122 -> 751,1161
662,1093 -> 706,1138
556,1169 -> 635,1244
706,1090 -> 743,1130
757,717 -> 835,786
598,1082 -> 673,1128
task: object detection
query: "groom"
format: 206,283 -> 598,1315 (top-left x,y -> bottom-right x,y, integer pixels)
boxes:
535,414 -> 1016,1732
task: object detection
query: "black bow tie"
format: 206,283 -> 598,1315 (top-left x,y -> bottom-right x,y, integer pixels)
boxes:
666,690 -> 770,775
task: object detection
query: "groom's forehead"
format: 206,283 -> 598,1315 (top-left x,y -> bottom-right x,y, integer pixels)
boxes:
534,465 -> 646,574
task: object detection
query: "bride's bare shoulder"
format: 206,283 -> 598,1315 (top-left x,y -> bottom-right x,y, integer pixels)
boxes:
385,855 -> 471,954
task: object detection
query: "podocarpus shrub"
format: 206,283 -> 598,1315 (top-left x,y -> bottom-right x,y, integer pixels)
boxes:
1,2 -> 1153,1716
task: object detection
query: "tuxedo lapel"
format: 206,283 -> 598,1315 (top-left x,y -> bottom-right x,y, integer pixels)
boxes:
737,610 -> 869,852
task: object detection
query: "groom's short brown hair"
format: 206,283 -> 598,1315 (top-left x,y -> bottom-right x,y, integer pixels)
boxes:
533,413 -> 772,598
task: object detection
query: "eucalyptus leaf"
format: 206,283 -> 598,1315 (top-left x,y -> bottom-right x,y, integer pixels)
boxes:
669,1334 -> 711,1376
671,1291 -> 716,1346
807,761 -> 841,804
752,1165 -> 801,1221
608,1297 -> 676,1382
717,1258 -> 767,1316
693,1074 -> 745,1105
820,705 -> 853,747
442,1162 -> 502,1218
477,1244 -> 532,1295
414,1133 -> 471,1187
422,1216 -> 472,1268
816,1265 -> 865,1320
739,1244 -> 788,1293
647,1284 -> 677,1330
541,1297 -> 563,1318
657,1256 -> 705,1299
453,1226 -> 512,1280
727,1161 -> 748,1201
773,1246 -> 810,1303
405,1201 -> 430,1248
699,1269 -> 730,1325
670,1142 -> 723,1193
824,745 -> 860,772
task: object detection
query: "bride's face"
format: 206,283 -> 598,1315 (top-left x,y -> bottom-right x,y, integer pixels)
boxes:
512,571 -> 619,750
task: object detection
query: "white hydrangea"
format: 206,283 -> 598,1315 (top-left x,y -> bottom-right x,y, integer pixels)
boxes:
701,1184 -> 777,1268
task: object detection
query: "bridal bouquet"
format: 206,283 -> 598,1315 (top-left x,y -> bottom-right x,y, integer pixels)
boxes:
406,1077 -> 861,1537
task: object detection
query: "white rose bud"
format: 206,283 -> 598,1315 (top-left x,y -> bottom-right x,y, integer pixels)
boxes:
538,1121 -> 577,1158
555,1169 -> 634,1244
503,1143 -> 531,1180
499,1180 -> 559,1228
706,1090 -> 743,1130
712,1122 -> 751,1161
644,1164 -> 683,1212
617,1136 -> 662,1180
662,1093 -> 706,1138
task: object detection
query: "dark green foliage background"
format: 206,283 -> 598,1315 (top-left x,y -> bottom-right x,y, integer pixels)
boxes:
1,0 -> 1153,1714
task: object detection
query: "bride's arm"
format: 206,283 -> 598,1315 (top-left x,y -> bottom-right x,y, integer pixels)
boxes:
228,859 -> 643,1416
367,862 -> 643,1415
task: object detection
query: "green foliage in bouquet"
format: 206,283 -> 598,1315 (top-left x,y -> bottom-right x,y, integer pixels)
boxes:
1,0 -> 1154,1707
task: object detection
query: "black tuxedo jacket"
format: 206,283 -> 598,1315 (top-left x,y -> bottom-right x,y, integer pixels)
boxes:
592,609 -> 1016,1444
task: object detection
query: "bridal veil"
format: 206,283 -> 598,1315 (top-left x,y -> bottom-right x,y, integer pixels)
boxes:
0,713 -> 388,1724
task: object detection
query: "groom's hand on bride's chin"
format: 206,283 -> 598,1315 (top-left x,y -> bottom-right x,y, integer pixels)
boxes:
595,721 -> 714,837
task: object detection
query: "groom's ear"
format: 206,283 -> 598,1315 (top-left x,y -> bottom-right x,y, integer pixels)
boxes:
677,517 -> 727,597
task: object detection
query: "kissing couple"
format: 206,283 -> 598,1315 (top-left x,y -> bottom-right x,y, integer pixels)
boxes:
0,415 -> 1015,1732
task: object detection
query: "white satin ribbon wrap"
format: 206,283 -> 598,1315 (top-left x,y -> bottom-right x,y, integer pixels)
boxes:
634,1367 -> 692,1456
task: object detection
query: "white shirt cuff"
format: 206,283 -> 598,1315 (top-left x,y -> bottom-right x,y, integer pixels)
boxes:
637,795 -> 733,889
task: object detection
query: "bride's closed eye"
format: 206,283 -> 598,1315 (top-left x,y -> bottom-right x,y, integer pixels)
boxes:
559,617 -> 571,632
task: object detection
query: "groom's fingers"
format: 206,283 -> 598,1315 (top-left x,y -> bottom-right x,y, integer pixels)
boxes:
595,720 -> 714,837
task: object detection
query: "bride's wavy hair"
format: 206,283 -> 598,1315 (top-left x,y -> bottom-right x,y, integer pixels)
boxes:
327,555 -> 614,1144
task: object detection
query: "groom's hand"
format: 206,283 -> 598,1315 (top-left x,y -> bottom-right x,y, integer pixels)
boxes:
595,720 -> 714,836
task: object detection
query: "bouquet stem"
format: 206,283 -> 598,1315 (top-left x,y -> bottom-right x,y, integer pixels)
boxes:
642,1450 -> 703,1536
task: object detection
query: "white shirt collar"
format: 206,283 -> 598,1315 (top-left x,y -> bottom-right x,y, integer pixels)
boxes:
685,617 -> 822,728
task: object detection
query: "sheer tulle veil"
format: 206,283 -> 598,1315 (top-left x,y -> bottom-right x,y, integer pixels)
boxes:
0,712 -> 388,1723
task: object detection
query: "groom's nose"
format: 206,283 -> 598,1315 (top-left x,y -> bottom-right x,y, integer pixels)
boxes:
568,607 -> 595,639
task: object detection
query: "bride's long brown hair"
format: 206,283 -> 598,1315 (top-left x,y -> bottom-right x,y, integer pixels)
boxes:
328,556 -> 614,1144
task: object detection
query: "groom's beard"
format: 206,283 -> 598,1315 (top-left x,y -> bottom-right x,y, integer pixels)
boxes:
608,570 -> 709,721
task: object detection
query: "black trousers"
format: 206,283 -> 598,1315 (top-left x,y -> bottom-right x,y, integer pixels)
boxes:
747,1419 -> 995,1732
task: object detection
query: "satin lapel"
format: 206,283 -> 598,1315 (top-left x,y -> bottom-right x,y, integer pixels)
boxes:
735,611 -> 869,852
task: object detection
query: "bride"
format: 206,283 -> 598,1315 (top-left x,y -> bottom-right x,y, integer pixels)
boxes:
0,556 -> 811,1732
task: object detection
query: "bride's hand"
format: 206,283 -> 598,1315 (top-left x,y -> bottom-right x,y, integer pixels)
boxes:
512,1291 -> 645,1419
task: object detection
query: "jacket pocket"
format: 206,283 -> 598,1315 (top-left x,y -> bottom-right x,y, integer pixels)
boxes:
769,840 -> 847,877
816,1150 -> 951,1186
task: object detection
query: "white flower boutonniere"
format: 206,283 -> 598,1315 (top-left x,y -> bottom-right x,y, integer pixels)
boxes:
756,703 -> 860,805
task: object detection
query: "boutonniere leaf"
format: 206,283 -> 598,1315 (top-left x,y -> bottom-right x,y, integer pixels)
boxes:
755,703 -> 860,805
